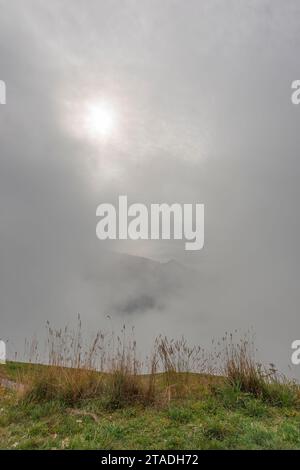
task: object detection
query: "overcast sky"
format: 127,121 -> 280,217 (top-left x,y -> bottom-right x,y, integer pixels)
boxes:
0,0 -> 300,375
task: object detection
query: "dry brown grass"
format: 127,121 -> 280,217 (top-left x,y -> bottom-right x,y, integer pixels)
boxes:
17,319 -> 299,408
221,331 -> 299,406
21,317 -> 105,404
222,331 -> 264,395
21,319 -> 157,407
154,335 -> 217,400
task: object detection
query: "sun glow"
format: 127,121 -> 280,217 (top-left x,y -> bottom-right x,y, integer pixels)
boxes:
83,101 -> 117,140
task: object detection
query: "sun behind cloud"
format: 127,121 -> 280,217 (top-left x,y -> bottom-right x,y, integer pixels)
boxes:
83,101 -> 117,140
63,96 -> 119,144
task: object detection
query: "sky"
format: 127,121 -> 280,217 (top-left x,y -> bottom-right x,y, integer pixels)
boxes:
0,0 -> 300,376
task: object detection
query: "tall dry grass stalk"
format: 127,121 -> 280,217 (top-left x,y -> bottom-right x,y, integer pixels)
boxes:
221,331 -> 299,406
222,331 -> 263,395
18,320 -> 299,408
21,318 -> 158,407
155,335 -> 217,400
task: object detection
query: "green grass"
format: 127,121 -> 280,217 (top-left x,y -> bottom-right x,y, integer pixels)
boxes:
1,363 -> 300,450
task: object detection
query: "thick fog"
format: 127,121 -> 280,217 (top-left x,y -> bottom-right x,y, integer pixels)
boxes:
0,0 -> 300,377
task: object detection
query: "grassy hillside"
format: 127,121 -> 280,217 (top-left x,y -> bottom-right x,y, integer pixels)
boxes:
1,362 -> 300,450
